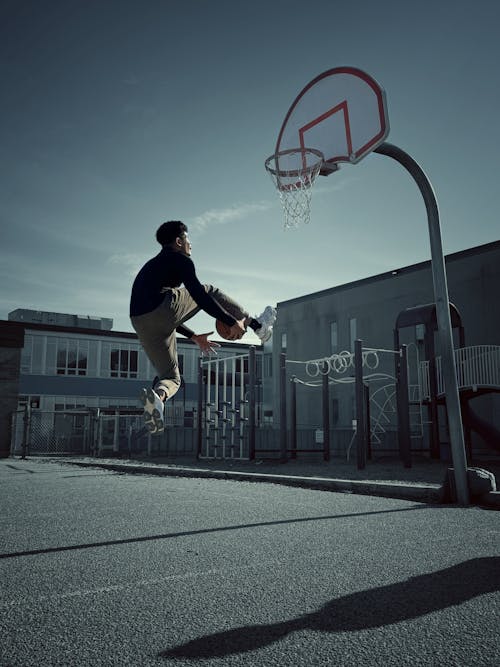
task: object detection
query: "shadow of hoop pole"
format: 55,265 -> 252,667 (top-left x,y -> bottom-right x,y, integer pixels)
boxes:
374,142 -> 469,505
160,557 -> 499,660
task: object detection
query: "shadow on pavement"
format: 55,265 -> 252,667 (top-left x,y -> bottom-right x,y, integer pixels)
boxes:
160,557 -> 500,660
0,505 -> 426,559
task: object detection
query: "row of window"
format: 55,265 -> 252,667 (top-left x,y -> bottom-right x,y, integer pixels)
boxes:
21,334 -> 193,381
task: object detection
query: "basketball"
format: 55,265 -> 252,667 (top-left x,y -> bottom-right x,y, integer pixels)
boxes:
215,319 -> 233,340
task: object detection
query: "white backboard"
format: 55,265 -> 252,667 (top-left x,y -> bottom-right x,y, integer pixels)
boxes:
275,66 -> 390,173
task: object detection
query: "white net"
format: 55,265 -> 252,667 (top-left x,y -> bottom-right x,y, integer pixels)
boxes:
265,148 -> 324,229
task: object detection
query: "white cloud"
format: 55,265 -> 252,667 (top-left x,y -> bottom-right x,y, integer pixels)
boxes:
108,253 -> 145,276
189,201 -> 273,234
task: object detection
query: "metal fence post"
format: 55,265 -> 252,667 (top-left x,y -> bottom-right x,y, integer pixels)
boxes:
21,403 -> 30,459
355,339 -> 366,470
249,346 -> 256,460
96,408 -> 102,457
322,361 -> 330,461
279,352 -> 287,463
398,344 -> 412,468
197,357 -> 203,459
364,383 -> 371,460
290,376 -> 297,459
113,411 -> 119,454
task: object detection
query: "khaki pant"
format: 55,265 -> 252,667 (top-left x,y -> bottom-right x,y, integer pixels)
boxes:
131,285 -> 248,399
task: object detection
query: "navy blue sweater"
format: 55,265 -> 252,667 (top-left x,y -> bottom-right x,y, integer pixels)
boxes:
130,247 -> 236,337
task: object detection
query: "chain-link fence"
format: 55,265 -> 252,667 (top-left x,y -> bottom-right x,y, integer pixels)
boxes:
10,408 -> 193,458
11,409 -> 93,456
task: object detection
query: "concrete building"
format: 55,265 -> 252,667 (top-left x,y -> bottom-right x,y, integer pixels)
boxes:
1,310 -> 263,456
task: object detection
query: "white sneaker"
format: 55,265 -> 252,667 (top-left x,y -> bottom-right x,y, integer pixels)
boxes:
139,388 -> 165,434
255,306 -> 277,343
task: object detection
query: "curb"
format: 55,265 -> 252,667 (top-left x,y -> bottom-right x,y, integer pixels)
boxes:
478,491 -> 500,509
57,459 -> 442,504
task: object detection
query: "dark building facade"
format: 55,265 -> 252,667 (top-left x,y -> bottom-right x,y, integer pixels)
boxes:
271,241 -> 500,453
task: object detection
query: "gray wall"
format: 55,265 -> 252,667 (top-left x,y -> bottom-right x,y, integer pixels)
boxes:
271,242 -> 500,446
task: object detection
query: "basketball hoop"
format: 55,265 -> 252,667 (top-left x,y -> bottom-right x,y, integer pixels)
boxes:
265,147 -> 324,229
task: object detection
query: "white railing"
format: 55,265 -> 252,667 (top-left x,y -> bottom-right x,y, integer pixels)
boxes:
420,345 -> 500,398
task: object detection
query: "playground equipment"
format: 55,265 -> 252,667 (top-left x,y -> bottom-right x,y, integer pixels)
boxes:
395,303 -> 465,460
283,341 -> 412,469
395,303 -> 500,459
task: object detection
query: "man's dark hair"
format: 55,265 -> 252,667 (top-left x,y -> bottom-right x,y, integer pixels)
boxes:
156,220 -> 188,246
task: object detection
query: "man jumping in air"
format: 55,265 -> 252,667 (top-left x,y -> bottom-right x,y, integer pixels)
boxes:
130,220 -> 276,434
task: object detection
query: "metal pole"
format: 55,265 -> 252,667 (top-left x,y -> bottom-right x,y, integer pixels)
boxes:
290,377 -> 297,459
249,346 -> 256,460
354,339 -> 366,470
279,352 -> 287,463
97,410 -> 103,457
222,358 -> 227,458
364,384 -> 371,460
398,344 -> 412,468
231,357 -> 236,456
21,403 -> 30,460
426,333 -> 441,459
239,356 -> 245,458
214,357 -> 219,455
206,358 -> 212,458
322,361 -> 330,461
113,411 -> 119,454
374,142 -> 469,505
196,357 -> 203,459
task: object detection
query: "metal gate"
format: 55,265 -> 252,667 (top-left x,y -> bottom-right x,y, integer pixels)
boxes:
199,349 -> 257,460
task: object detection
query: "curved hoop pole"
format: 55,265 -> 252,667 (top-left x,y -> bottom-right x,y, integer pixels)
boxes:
374,141 -> 470,505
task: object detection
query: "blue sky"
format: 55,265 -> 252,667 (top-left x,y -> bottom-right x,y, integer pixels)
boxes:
1,0 -> 499,343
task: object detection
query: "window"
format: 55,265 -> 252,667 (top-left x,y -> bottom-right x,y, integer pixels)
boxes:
102,343 -> 147,380
46,337 -> 57,372
20,335 -> 45,374
32,336 -> 45,374
57,339 -> 88,376
330,321 -> 338,353
110,347 -> 138,378
281,332 -> 287,351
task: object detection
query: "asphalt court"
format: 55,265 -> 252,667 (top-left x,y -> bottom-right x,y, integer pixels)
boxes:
1,459 -> 499,667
